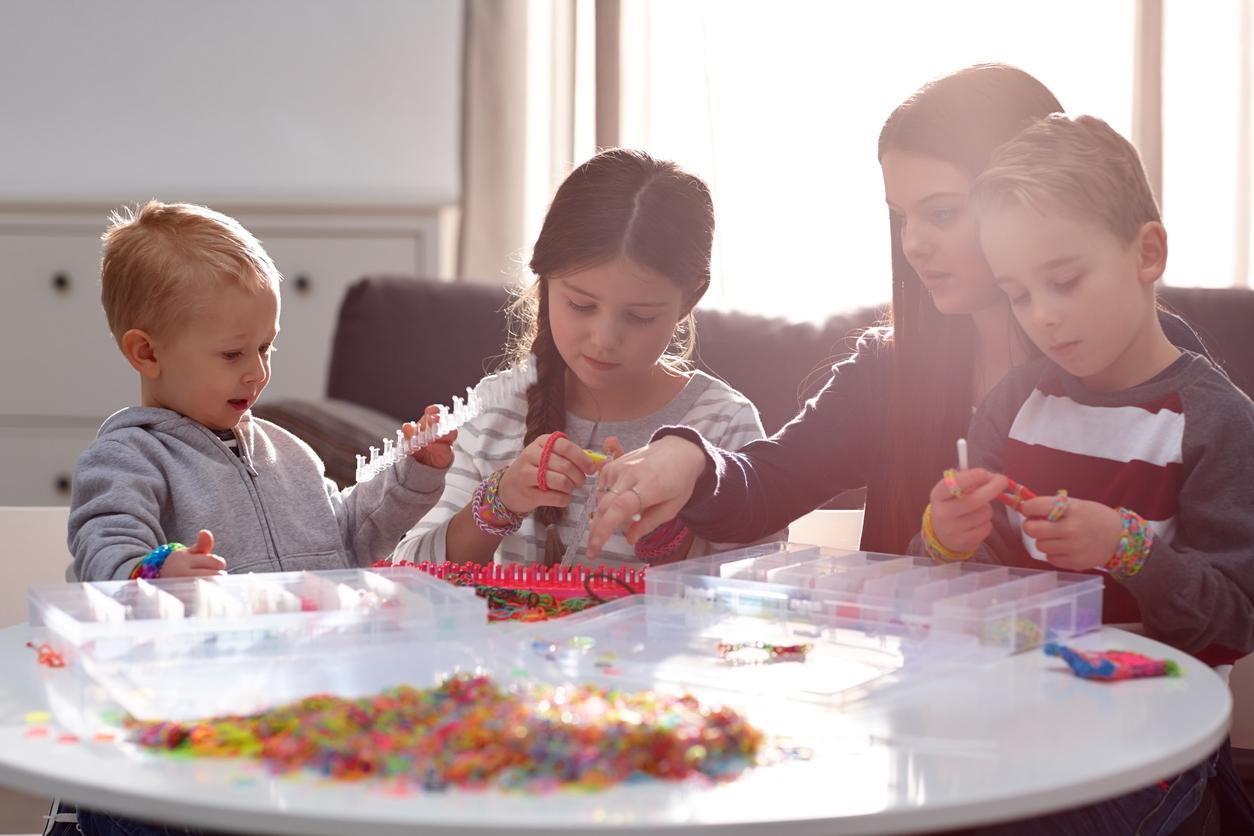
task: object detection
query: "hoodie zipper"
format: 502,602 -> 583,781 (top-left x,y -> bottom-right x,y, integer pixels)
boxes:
231,422 -> 284,570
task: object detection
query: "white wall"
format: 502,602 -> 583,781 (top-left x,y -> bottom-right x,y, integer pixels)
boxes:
0,0 -> 462,204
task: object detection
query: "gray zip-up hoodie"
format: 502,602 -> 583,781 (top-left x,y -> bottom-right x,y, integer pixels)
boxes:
68,407 -> 447,580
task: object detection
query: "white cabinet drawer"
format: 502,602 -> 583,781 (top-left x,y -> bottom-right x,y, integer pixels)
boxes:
0,231 -> 135,419
255,231 -> 425,402
0,204 -> 447,427
0,424 -> 100,506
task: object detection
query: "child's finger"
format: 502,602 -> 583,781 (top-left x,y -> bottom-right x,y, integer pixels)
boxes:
1021,518 -> 1062,540
950,468 -> 1001,492
1018,496 -> 1058,520
186,552 -> 227,571
188,529 -> 214,555
964,472 -> 1010,505
603,436 -> 626,460
184,566 -> 228,577
549,437 -> 599,475
538,452 -> 589,491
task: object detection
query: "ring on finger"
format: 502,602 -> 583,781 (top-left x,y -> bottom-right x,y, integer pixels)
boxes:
628,486 -> 644,522
1046,489 -> 1070,522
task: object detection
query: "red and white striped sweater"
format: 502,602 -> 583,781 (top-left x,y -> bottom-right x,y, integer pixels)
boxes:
971,352 -> 1254,665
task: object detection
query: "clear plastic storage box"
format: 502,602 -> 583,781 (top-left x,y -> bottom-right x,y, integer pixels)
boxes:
645,542 -> 1103,657
27,567 -> 487,733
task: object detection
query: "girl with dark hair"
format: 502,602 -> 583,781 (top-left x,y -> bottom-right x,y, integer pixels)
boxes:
586,63 -> 1204,559
394,148 -> 768,568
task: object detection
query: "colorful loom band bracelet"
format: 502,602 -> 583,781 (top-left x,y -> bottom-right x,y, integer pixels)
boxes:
717,641 -> 813,666
1046,490 -> 1071,522
472,469 -> 526,537
634,517 -> 690,561
1104,508 -> 1154,578
129,542 -> 185,580
921,504 -> 976,562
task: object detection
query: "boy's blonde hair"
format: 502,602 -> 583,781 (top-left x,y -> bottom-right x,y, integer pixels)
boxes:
971,114 -> 1161,245
100,200 -> 281,344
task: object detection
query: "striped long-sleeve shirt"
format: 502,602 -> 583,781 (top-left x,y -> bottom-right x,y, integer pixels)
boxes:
970,351 -> 1254,663
393,368 -> 771,568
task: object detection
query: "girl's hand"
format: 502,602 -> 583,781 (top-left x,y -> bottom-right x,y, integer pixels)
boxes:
406,405 -> 457,469
1019,496 -> 1122,571
160,529 -> 227,578
601,435 -> 626,465
498,433 -> 598,515
586,435 -> 707,559
927,468 -> 1009,555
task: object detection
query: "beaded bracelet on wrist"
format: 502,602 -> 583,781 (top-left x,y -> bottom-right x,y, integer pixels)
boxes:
472,469 -> 526,537
129,542 -> 185,580
634,517 -> 690,562
1104,508 -> 1154,578
921,504 -> 976,563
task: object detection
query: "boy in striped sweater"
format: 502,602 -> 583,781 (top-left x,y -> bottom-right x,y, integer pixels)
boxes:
924,114 -> 1254,667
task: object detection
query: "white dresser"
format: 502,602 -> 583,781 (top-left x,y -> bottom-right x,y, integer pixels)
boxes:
0,0 -> 463,504
0,202 -> 452,504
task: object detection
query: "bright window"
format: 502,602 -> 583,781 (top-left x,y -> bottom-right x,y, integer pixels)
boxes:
619,0 -> 1136,321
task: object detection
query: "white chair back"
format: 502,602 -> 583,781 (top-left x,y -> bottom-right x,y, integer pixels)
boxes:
786,508 -> 865,551
0,506 -> 71,628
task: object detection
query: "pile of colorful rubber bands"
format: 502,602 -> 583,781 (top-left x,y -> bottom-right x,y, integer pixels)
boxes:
128,673 -> 763,792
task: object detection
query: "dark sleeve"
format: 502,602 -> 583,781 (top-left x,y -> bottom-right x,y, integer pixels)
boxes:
652,334 -> 887,543
1121,373 -> 1254,655
1158,309 -> 1209,358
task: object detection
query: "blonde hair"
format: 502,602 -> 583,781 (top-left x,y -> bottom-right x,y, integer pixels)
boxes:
100,200 -> 281,344
971,114 -> 1161,244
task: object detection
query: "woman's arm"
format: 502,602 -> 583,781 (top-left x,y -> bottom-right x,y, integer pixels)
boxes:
589,336 -> 888,556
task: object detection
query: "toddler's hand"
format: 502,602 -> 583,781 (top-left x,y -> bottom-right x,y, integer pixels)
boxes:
1020,496 -> 1122,572
406,405 -> 457,470
927,468 -> 1009,555
159,529 -> 227,578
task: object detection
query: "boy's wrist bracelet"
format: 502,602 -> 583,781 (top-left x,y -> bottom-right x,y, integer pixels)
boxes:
129,542 -> 185,580
471,469 -> 526,537
1105,508 -> 1154,578
922,504 -> 976,562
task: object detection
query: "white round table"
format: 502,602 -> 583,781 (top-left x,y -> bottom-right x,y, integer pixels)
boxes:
0,623 -> 1230,835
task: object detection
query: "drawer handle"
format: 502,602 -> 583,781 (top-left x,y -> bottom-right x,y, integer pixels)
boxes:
54,474 -> 71,495
293,274 -> 312,294
51,272 -> 72,293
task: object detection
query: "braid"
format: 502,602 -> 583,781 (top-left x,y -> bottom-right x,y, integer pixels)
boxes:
524,291 -> 569,565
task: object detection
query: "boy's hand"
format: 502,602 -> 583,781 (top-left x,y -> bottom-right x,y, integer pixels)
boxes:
927,468 -> 1009,554
406,405 -> 457,470
159,529 -> 227,578
1020,496 -> 1122,571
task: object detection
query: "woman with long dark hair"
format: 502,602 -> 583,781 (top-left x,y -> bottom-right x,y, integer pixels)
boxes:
586,63 -> 1202,557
